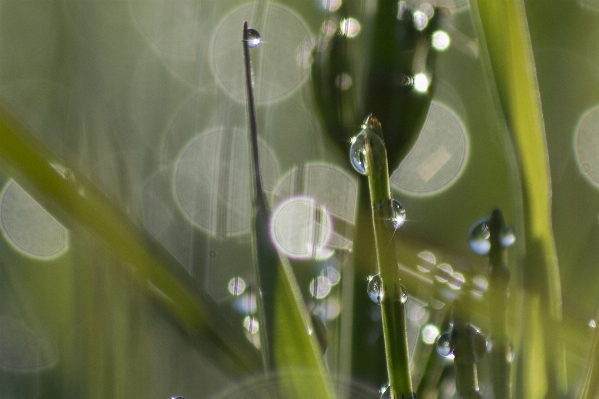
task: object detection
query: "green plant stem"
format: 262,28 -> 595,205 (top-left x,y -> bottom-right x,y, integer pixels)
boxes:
487,209 -> 512,399
452,299 -> 481,399
363,116 -> 413,398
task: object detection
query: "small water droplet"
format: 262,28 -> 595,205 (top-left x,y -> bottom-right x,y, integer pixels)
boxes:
468,219 -> 491,255
350,132 -> 368,174
246,28 -> 262,48
243,315 -> 260,334
500,226 -> 516,247
435,332 -> 453,357
413,10 -> 429,30
367,274 -> 384,304
379,385 -> 391,399
398,284 -> 408,304
384,199 -> 407,230
171,396 -> 185,399
422,324 -> 440,345
590,319 -> 597,328
228,276 -> 246,296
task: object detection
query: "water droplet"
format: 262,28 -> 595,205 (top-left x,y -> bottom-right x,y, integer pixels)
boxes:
379,385 -> 391,399
590,319 -> 597,328
397,284 -> 408,304
243,315 -> 260,333
468,219 -> 491,255
309,276 -> 332,299
350,132 -> 368,174
435,332 -> 453,357
171,397 -> 185,399
413,72 -> 430,92
384,199 -> 407,230
500,226 -> 516,247
246,28 -> 262,48
228,276 -> 246,296
349,129 -> 386,175
367,274 -> 384,304
413,10 -> 429,31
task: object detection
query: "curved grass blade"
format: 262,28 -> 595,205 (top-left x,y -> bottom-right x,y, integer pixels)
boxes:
0,106 -> 261,378
242,21 -> 334,399
359,115 -> 413,398
471,1 -> 566,397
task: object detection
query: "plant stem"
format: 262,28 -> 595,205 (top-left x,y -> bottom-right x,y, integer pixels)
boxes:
362,115 -> 413,398
487,208 -> 512,399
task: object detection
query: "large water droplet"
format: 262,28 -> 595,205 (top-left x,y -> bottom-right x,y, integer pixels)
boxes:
435,332 -> 453,357
468,219 -> 491,255
350,132 -> 368,175
246,28 -> 262,48
349,129 -> 386,175
500,226 -> 516,247
367,274 -> 384,304
384,199 -> 406,230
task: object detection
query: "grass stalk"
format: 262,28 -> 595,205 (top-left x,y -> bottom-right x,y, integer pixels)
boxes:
243,22 -> 334,398
361,115 -> 413,398
487,208 -> 512,398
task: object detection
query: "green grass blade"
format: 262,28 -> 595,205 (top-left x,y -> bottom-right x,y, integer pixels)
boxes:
360,115 -> 413,398
243,22 -> 334,398
472,1 -> 566,396
0,107 -> 261,377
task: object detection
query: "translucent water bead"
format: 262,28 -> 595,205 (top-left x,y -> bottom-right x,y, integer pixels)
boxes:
367,274 -> 384,304
246,28 -> 262,48
435,332 -> 453,357
380,385 -> 391,399
467,219 -> 516,255
384,199 -> 406,230
349,125 -> 386,175
397,284 -> 408,304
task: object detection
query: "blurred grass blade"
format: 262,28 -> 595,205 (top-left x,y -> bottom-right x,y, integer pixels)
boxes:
471,0 -> 566,397
0,106 -> 261,377
243,22 -> 334,398
361,115 -> 413,398
487,209 -> 513,399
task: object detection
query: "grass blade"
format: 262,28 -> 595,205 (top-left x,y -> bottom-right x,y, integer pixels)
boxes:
359,115 -> 413,398
471,1 -> 566,396
243,21 -> 334,398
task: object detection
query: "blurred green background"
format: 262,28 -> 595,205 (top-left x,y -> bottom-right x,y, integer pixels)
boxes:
0,0 -> 599,397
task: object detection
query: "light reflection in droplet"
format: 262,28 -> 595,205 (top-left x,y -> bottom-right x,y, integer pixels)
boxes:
417,250 -> 436,273
228,276 -> 246,296
245,28 -> 262,48
340,18 -> 361,38
422,324 -> 440,345
435,263 -> 453,284
432,30 -> 451,51
243,315 -> 259,334
413,73 -> 430,92
413,10 -> 429,31
270,196 -> 333,259
310,276 -> 332,299
590,319 -> 597,329
448,272 -> 465,290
